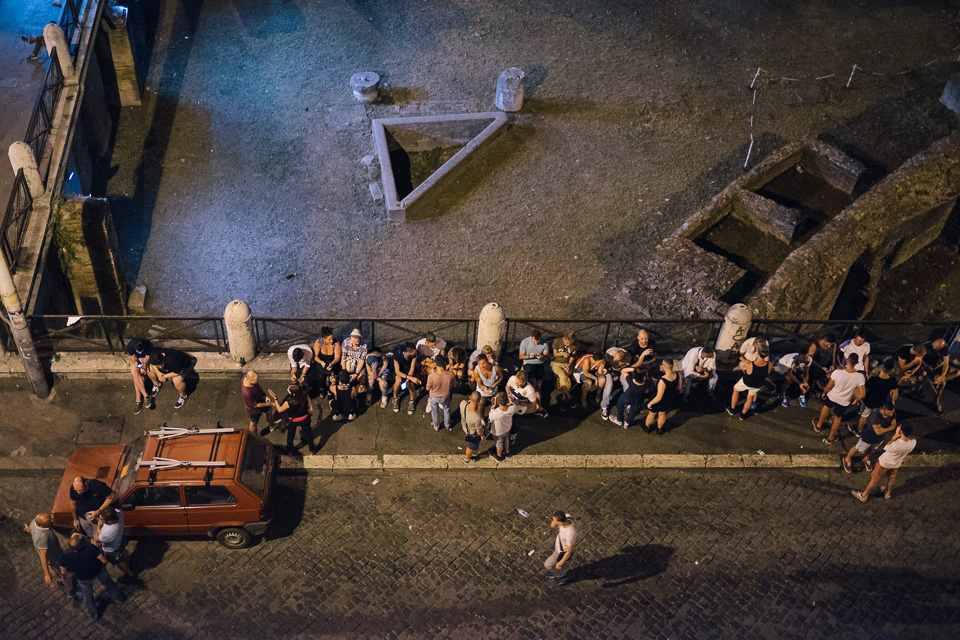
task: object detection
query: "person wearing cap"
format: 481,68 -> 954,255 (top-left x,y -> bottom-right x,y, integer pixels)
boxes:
342,329 -> 369,392
124,338 -> 157,414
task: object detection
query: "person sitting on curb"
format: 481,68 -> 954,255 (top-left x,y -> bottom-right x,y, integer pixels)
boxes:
843,403 -> 897,474
814,352 -> 865,445
125,338 -> 157,414
573,351 -> 606,408
392,342 -> 422,415
551,332 -> 578,410
680,345 -> 718,404
311,327 -> 341,399
287,343 -> 313,389
610,368 -> 652,429
853,422 -> 916,502
150,348 -> 191,409
471,355 -> 502,415
506,370 -> 547,418
331,370 -> 357,421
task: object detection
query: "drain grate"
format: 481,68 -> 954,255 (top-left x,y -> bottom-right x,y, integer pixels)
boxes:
76,417 -> 124,444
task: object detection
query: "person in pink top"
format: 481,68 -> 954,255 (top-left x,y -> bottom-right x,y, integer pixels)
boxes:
852,423 -> 916,502
425,355 -> 456,431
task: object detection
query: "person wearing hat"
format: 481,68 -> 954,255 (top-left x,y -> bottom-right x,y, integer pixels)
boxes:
342,329 -> 369,404
125,338 -> 157,414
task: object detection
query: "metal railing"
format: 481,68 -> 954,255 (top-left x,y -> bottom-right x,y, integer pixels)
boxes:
16,315 -> 957,361
59,0 -> 85,61
24,52 -> 64,181
0,170 -> 34,273
27,316 -> 228,353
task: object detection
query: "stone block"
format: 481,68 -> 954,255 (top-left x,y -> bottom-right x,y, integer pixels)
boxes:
382,454 -> 448,469
508,455 -> 587,468
789,454 -> 837,468
643,454 -> 706,468
128,285 -> 147,312
741,454 -> 792,468
585,455 -> 645,468
332,455 -> 381,470
705,454 -> 745,468
300,455 -> 334,470
734,189 -> 801,244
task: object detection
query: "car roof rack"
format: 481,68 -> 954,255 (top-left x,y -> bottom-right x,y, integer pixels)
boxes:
148,425 -> 238,440
143,423 -> 233,484
139,456 -> 228,472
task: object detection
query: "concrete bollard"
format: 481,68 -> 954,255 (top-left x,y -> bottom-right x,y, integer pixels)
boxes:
477,303 -> 507,358
350,72 -> 381,103
715,303 -> 753,364
494,67 -> 525,112
8,142 -> 46,200
224,300 -> 257,364
43,23 -> 75,81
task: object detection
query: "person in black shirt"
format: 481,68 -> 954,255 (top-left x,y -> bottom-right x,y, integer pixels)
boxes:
895,343 -> 926,384
270,384 -> 316,455
627,329 -> 658,371
806,333 -> 837,392
920,339 -> 958,414
60,533 -> 125,620
150,348 -> 191,409
69,477 -> 115,538
392,343 -> 422,415
855,360 -> 898,435
124,338 -> 156,414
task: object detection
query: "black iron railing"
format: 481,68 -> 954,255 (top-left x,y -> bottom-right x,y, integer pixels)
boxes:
15,315 -> 958,361
0,170 -> 34,273
24,52 -> 64,180
59,0 -> 85,61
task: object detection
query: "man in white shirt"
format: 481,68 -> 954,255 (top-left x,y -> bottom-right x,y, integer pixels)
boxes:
506,371 -> 547,418
775,352 -> 810,408
680,346 -> 717,402
95,507 -> 136,582
544,510 -> 577,584
813,353 -> 865,445
853,423 -> 916,502
839,335 -> 871,378
287,344 -> 314,386
488,393 -> 518,461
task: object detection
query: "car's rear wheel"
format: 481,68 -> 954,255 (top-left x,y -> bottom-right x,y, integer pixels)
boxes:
216,527 -> 253,549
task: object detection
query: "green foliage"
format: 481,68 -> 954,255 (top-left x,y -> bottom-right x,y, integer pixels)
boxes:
51,197 -> 83,274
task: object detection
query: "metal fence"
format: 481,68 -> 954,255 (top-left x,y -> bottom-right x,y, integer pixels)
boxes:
59,0 -> 86,61
24,52 -> 64,181
0,170 -> 34,273
16,315 -> 958,362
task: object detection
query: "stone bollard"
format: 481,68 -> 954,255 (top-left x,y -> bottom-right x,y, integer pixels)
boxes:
224,300 -> 257,364
43,23 -> 76,81
494,67 -> 525,112
715,303 -> 753,364
8,142 -> 45,200
350,72 -> 381,103
477,303 -> 507,358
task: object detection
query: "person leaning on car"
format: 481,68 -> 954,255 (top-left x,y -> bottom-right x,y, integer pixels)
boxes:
69,476 -> 115,538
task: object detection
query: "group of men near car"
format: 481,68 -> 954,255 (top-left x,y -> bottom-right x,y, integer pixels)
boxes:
25,476 -> 136,621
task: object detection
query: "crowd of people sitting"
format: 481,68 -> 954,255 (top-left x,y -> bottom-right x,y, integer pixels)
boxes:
125,327 -> 957,474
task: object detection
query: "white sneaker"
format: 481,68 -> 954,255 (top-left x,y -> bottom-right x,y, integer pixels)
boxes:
609,416 -> 623,427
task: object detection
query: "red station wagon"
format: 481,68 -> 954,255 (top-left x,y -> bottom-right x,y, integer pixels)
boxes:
53,426 -> 278,548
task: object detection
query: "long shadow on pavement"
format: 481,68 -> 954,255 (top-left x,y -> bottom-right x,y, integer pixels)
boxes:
562,544 -> 674,587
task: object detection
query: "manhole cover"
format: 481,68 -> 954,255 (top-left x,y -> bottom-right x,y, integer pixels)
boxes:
76,417 -> 124,444
0,78 -> 18,88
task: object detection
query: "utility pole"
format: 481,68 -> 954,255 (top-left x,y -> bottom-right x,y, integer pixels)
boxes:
0,252 -> 49,398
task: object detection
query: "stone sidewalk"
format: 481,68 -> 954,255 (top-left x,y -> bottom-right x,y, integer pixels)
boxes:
0,351 -> 957,473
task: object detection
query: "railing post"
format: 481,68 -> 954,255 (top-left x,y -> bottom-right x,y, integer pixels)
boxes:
224,300 -> 256,363
8,143 -> 45,200
477,303 -> 507,358
43,23 -> 76,83
0,252 -> 49,398
716,304 -> 753,364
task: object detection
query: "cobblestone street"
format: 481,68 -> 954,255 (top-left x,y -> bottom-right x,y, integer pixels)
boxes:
2,468 -> 959,639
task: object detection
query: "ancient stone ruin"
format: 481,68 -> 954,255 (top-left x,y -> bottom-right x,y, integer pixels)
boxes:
619,134 -> 960,320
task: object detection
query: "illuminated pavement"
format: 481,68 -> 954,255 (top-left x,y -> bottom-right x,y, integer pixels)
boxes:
2,469 -> 959,639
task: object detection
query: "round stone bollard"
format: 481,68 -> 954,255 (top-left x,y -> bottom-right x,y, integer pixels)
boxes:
495,67 -> 525,112
477,303 -> 507,358
715,303 -> 753,364
224,300 -> 257,364
350,72 -> 381,103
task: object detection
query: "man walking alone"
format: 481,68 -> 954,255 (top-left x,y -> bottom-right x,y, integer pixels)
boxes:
544,511 -> 577,585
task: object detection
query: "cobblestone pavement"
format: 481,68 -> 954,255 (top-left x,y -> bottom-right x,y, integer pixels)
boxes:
2,468 -> 959,639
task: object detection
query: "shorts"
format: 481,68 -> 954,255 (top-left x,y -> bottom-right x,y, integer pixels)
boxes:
247,411 -> 263,425
870,462 -> 898,482
551,362 -> 572,388
465,434 -> 481,449
822,397 -> 849,418
522,363 -> 545,381
859,404 -> 880,418
494,434 -> 509,448
103,545 -> 127,564
854,438 -> 878,453
733,379 -> 762,394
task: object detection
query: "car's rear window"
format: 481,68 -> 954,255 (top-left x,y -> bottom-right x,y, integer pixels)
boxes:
239,436 -> 268,497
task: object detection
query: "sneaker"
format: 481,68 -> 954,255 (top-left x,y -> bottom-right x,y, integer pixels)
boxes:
558,402 -> 567,412
407,401 -> 415,415
174,396 -> 187,409
392,398 -> 400,413
426,403 -> 432,414
725,406 -> 735,416
147,396 -> 155,410
151,384 -> 161,398
601,408 -> 609,421
751,401 -> 758,411
780,398 -> 789,408
798,395 -> 807,408
822,437 -> 837,445
21,36 -> 29,43
380,397 -> 388,409
608,416 -> 623,427
332,413 -> 343,421
812,419 -> 822,433
841,458 -> 851,474
846,424 -> 858,436
884,491 -> 892,500
462,458 -> 471,465
568,400 -> 578,410
739,411 -> 749,421
347,413 -> 357,421
935,404 -> 944,415
851,490 -> 868,503
134,400 -> 143,415
534,409 -> 548,419
863,458 -> 873,472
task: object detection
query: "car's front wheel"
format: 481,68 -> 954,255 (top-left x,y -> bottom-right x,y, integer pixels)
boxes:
216,527 -> 253,549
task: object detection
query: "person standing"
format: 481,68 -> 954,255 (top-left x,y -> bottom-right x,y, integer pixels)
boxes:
519,331 -> 550,398
806,333 -> 838,392
646,358 -> 682,435
680,346 -> 718,403
854,361 -> 898,436
853,423 -> 916,502
270,384 -> 316,455
814,353 -> 866,445
24,514 -> 72,595
69,477 -> 115,538
94,507 -> 136,583
241,371 -> 275,434
544,511 -> 577,584
460,392 -> 486,464
727,346 -> 771,420
125,338 -> 156,414
843,403 -> 897,474
426,355 -> 456,431
488,392 -> 518,461
839,335 -> 871,379
59,533 -> 126,621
